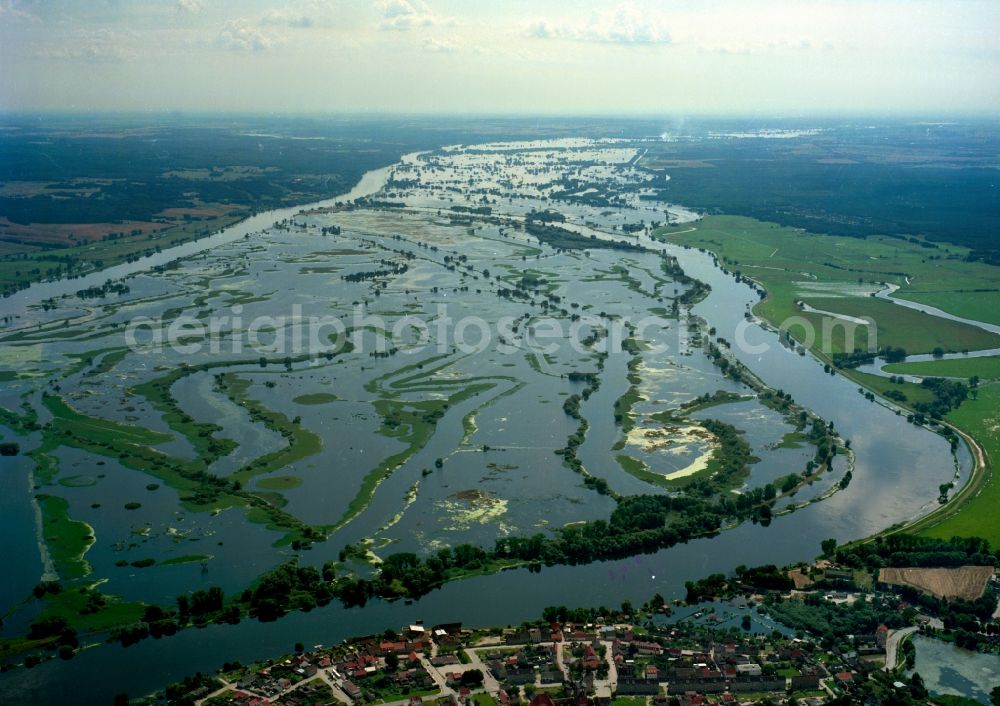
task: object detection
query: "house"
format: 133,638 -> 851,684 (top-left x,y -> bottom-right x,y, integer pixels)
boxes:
875,624 -> 890,649
406,624 -> 426,638
633,641 -> 663,656
791,672 -> 821,691
668,677 -> 726,695
505,665 -> 537,685
540,666 -> 565,684
835,671 -> 854,687
530,693 -> 557,706
433,622 -> 463,636
617,677 -> 659,695
712,642 -> 736,661
432,654 -> 460,667
380,641 -> 408,654
734,663 -> 761,677
342,681 -> 362,701
487,659 -> 508,682
730,675 -> 786,693
677,692 -> 706,706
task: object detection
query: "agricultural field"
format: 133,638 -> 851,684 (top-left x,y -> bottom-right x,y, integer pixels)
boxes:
656,214 -> 1000,354
878,566 -> 995,601
654,212 -> 1000,549
912,384 -> 1000,548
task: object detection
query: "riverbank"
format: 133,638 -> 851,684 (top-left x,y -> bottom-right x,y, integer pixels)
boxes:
0,140 -> 980,704
653,216 -> 998,550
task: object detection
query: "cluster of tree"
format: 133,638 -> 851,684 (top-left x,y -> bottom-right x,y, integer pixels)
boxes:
832,535 -> 998,571
162,672 -> 223,706
496,286 -> 532,301
541,605 -> 615,624
243,560 -> 336,620
889,581 -> 998,632
524,220 -> 642,252
75,280 -> 130,299
832,350 -> 878,368
326,481 -> 800,607
354,198 -> 405,209
556,371 -> 603,491
912,377 -> 969,419
525,209 -> 567,223
450,205 -> 492,216
659,254 -> 711,306
698,419 -> 760,493
807,417 -> 838,467
762,592 -> 908,647
684,564 -> 794,603
27,615 -> 79,649
341,262 -> 409,283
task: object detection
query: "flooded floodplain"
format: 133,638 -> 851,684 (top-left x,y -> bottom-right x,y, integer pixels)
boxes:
0,138 -> 970,702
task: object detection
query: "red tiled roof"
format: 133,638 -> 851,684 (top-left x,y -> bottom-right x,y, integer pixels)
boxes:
530,694 -> 557,706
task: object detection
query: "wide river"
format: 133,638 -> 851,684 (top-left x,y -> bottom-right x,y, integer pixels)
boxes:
0,153 -> 980,703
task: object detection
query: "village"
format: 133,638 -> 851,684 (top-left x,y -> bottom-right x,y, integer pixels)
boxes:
183,583 -> 951,706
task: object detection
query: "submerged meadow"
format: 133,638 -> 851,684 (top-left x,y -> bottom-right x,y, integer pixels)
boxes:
0,134 -> 985,700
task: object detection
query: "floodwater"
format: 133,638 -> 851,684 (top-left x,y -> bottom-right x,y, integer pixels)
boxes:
0,138 -> 977,703
908,635 -> 1000,705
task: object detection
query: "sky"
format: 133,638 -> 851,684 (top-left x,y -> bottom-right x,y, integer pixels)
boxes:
1,0 -> 999,115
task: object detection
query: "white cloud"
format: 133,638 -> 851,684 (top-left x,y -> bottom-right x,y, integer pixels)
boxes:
261,8 -> 314,28
422,37 -> 456,53
379,0 -> 436,31
218,19 -> 280,52
524,19 -> 556,40
0,0 -> 40,23
176,0 -> 203,15
525,2 -> 671,45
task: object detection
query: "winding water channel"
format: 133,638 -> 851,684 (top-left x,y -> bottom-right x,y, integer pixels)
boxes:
0,148 -> 989,703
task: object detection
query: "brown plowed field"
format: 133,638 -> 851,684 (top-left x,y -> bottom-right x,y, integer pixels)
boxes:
878,566 -> 995,600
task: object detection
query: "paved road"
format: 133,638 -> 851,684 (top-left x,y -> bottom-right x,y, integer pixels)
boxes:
463,646 -> 502,693
417,652 -> 457,694
594,641 -> 618,698
883,626 -> 918,672
196,679 -> 235,705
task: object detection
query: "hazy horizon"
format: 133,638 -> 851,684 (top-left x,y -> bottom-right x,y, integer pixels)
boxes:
2,0 -> 1000,116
